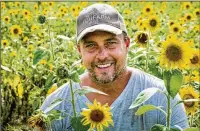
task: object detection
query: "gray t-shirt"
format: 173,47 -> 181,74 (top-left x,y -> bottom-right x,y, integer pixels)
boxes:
41,68 -> 189,131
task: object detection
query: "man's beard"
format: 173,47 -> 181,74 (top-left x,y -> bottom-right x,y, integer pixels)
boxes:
88,60 -> 126,84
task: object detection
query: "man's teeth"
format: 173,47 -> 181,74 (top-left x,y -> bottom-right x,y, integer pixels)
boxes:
96,63 -> 112,68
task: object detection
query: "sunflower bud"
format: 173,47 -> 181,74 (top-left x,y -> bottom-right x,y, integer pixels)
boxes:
56,65 -> 69,79
37,15 -> 46,24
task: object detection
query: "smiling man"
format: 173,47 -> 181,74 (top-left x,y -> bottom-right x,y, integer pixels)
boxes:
41,3 -> 189,131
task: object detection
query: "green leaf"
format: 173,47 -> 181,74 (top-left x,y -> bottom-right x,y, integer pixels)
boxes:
44,98 -> 64,113
150,124 -> 181,131
135,105 -> 160,115
169,70 -> 183,97
44,74 -> 56,90
150,124 -> 166,131
57,35 -> 71,40
70,116 -> 90,131
129,88 -> 160,109
33,48 -> 49,65
74,86 -> 108,96
183,127 -> 199,131
1,65 -> 12,72
163,70 -> 183,98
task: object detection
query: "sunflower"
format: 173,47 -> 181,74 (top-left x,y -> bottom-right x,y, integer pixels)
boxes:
191,70 -> 200,82
10,25 -> 22,37
23,36 -> 29,43
179,86 -> 199,115
168,20 -> 175,26
48,2 -> 54,7
184,13 -> 194,21
22,9 -> 31,19
142,4 -> 154,16
134,31 -> 149,47
193,8 -> 200,18
28,111 -> 46,131
145,14 -> 160,32
47,83 -> 57,95
15,2 -> 20,7
159,35 -> 192,70
39,59 -> 47,65
181,2 -> 193,10
81,99 -> 114,131
3,16 -> 11,23
187,49 -> 200,69
170,23 -> 183,35
34,4 -> 38,10
59,6 -> 67,13
31,25 -> 39,32
10,51 -> 17,57
1,39 -> 9,47
28,44 -> 34,52
48,64 -> 54,71
1,2 -> 6,9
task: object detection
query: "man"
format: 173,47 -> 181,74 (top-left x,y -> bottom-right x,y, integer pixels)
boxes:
41,3 -> 189,131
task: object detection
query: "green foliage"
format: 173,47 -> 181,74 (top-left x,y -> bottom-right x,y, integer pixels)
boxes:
150,124 -> 181,131
70,116 -> 90,131
129,88 -> 161,109
135,105 -> 165,116
33,48 -> 50,65
163,70 -> 183,98
183,127 -> 200,131
74,86 -> 108,96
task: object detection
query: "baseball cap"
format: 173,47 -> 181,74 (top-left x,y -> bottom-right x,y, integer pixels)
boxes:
76,3 -> 127,43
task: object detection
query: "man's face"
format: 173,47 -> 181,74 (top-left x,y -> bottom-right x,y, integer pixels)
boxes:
78,31 -> 129,84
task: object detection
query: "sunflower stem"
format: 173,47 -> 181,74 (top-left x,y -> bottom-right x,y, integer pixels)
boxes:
47,22 -> 55,61
145,33 -> 150,72
190,115 -> 193,126
166,92 -> 171,130
69,79 -> 77,118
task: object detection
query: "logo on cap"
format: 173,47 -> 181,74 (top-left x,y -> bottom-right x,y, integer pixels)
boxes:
82,8 -> 111,26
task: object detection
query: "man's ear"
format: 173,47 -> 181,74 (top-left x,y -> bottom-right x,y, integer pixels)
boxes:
77,44 -> 81,55
125,37 -> 130,48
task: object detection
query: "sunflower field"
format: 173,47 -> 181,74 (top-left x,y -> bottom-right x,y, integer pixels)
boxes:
1,1 -> 200,131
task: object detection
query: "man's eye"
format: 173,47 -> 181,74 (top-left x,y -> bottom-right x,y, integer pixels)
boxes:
85,44 -> 95,48
106,41 -> 117,48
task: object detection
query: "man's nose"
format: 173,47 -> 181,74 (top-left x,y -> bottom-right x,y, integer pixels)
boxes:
96,48 -> 109,61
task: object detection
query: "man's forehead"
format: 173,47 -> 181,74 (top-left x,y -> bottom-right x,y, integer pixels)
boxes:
83,31 -> 118,40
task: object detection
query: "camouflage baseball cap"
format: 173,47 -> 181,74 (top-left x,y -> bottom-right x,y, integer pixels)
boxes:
76,3 -> 127,43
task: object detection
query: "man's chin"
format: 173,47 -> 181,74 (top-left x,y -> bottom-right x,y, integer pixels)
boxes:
93,74 -> 115,84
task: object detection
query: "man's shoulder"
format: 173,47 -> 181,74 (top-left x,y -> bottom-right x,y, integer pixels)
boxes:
40,82 -> 79,113
129,67 -> 165,88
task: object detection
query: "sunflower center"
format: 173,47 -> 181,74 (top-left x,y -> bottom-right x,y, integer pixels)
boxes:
5,18 -> 8,21
138,33 -> 148,44
166,45 -> 182,61
90,109 -> 104,122
196,11 -> 199,16
190,55 -> 199,64
186,5 -> 190,9
173,27 -> 179,32
150,19 -> 157,27
187,15 -> 191,20
14,28 -> 19,34
3,42 -> 7,46
183,94 -> 195,107
25,12 -> 28,15
170,22 -> 174,26
146,8 -> 150,12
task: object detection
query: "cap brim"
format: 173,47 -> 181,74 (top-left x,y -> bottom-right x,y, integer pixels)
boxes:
77,24 -> 122,43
